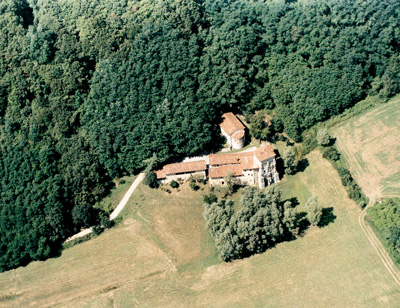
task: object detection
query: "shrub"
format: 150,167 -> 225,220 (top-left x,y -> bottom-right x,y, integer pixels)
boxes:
92,225 -> 103,235
196,176 -> 207,185
337,168 -> 352,186
301,129 -> 318,154
100,215 -> 114,229
322,147 -> 340,161
203,193 -> 218,205
334,167 -> 368,206
317,129 -> 331,146
170,180 -> 179,188
189,181 -> 199,191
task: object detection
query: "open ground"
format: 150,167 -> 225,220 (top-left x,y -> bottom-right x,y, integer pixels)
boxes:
1,151 -> 399,307
332,95 -> 400,281
332,95 -> 400,200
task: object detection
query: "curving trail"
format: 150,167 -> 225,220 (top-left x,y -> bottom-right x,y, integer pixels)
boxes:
65,173 -> 145,243
359,199 -> 400,286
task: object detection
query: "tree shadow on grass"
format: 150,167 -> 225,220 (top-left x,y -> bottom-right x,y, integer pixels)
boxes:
318,207 -> 336,228
296,158 -> 309,173
328,137 -> 337,147
287,197 -> 300,207
296,211 -> 310,236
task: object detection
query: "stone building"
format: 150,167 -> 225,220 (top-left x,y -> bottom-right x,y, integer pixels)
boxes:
155,144 -> 280,188
220,112 -> 246,150
155,160 -> 207,184
208,144 -> 279,188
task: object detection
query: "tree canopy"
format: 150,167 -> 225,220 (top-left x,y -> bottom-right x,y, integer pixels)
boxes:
204,187 -> 297,261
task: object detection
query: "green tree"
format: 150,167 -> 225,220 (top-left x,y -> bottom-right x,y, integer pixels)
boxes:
143,171 -> 158,189
282,146 -> 297,175
204,187 -> 298,261
305,196 -> 323,227
249,112 -> 272,141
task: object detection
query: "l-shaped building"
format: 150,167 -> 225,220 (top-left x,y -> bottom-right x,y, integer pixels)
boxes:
155,144 -> 280,189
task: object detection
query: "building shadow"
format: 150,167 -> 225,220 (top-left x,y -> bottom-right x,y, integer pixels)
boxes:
318,207 -> 336,228
274,150 -> 285,180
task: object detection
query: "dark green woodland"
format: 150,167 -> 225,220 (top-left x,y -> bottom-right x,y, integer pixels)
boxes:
1,0 -> 400,270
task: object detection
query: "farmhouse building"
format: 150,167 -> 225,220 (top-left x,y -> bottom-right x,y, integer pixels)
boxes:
220,112 -> 246,150
155,160 -> 207,183
155,144 -> 280,188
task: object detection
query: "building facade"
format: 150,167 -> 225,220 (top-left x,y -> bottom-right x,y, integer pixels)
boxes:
155,160 -> 207,184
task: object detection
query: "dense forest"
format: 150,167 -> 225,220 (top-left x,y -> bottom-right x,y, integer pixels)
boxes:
1,0 -> 400,271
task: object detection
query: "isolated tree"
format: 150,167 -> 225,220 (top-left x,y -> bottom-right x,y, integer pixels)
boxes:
317,129 -> 330,146
282,146 -> 297,175
305,196 -> 323,226
143,171 -> 158,189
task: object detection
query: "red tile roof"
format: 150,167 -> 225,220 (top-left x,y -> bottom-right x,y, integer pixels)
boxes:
209,165 -> 243,179
208,151 -> 260,179
232,131 -> 245,139
254,144 -> 276,162
209,152 -> 250,166
220,112 -> 245,136
155,160 -> 207,179
155,145 -> 276,180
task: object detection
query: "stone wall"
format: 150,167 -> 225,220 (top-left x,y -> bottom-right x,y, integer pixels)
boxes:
160,170 -> 206,184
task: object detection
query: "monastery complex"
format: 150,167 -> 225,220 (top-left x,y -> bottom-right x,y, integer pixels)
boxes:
155,144 -> 280,189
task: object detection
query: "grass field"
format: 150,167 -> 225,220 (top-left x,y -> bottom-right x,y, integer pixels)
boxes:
332,95 -> 400,199
1,151 -> 399,307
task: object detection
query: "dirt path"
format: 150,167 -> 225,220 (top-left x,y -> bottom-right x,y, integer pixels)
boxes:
65,173 -> 145,243
359,199 -> 400,286
110,173 -> 145,220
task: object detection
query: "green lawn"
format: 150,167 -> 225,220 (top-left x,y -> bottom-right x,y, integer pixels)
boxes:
94,174 -> 137,214
1,151 -> 399,307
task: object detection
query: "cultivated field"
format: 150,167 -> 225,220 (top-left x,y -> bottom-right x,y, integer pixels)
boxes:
1,151 -> 399,307
333,96 -> 400,199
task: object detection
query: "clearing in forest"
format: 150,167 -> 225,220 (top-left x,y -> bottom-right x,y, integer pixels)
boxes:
0,152 -> 399,307
333,96 -> 400,199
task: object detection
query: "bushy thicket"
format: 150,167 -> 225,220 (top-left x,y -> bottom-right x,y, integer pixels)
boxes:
1,0 -> 400,271
322,146 -> 368,207
367,198 -> 400,264
203,187 -> 297,261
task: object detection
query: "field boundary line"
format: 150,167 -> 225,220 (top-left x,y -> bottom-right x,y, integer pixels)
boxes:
65,173 -> 145,243
359,199 -> 400,286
